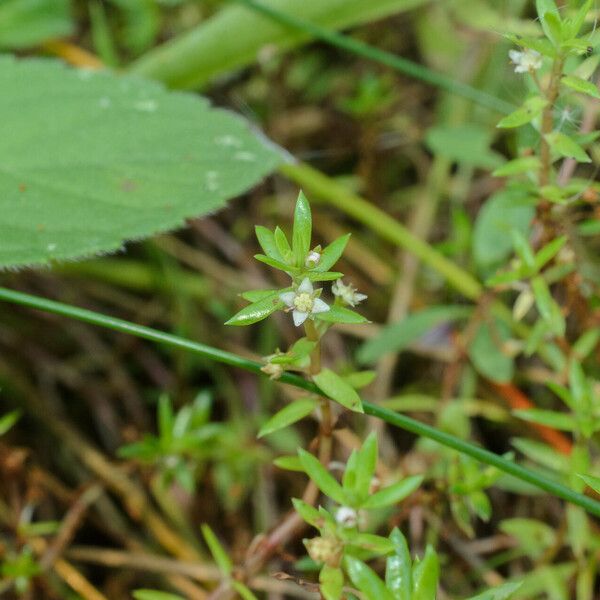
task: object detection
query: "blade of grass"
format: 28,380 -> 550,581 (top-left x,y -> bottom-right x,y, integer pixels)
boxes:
360,403 -> 600,516
129,0 -> 430,88
234,0 -> 514,114
0,285 -> 597,518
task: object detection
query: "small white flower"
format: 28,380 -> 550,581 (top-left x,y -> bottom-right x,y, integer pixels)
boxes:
335,506 -> 358,528
280,278 -> 330,327
305,250 -> 321,267
509,49 -> 542,74
332,279 -> 367,307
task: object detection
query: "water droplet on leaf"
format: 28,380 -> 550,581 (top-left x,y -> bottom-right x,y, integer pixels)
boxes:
234,151 -> 256,162
134,100 -> 158,112
215,135 -> 242,148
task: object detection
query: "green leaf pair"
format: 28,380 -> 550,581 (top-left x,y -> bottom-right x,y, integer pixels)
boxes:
535,0 -> 593,52
297,433 -> 423,510
344,530 -> 521,600
117,392 -> 219,492
257,363 -> 374,440
344,529 -> 439,600
486,233 -> 568,288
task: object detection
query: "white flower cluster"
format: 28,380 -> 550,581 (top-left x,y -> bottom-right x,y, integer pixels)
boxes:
332,279 -> 367,307
280,278 -> 367,327
509,48 -> 542,74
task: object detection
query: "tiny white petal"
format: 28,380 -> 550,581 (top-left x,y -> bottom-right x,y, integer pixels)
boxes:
508,50 -> 522,62
509,48 -> 542,74
292,310 -> 309,326
336,506 -> 358,528
355,293 -> 368,302
279,291 -> 296,307
312,298 -> 330,314
298,277 -> 313,294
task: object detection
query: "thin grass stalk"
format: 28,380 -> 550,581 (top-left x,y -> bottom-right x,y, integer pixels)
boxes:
0,286 -> 597,517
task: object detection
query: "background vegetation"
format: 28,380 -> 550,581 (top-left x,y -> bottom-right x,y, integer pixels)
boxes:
0,0 -> 599,598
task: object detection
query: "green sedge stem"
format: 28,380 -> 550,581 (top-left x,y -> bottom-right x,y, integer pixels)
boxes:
363,403 -> 600,518
0,287 -> 315,393
1,285 -> 598,517
234,0 -> 514,114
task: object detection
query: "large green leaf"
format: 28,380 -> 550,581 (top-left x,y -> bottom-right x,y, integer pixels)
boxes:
0,0 -> 72,50
0,56 -> 283,269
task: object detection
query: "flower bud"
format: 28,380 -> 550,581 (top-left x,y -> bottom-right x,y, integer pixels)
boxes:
305,250 -> 321,267
261,362 -> 283,380
335,506 -> 358,528
304,536 -> 343,567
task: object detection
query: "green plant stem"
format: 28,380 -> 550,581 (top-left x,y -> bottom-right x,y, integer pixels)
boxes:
1,286 -> 599,517
362,402 -> 600,517
304,319 -> 321,375
235,0 -> 514,115
538,55 -> 565,235
0,286 -> 315,392
540,56 -> 564,188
